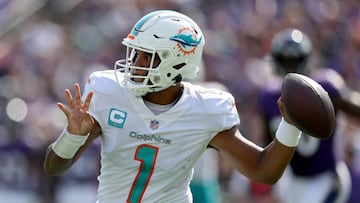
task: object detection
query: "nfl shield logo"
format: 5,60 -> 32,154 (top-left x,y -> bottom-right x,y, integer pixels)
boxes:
150,120 -> 159,130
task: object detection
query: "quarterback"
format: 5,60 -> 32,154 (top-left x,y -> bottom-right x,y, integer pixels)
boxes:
44,10 -> 301,203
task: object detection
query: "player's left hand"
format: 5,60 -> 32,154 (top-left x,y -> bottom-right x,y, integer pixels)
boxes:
57,83 -> 94,136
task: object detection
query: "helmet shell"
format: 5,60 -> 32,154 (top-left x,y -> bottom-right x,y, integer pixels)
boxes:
271,28 -> 312,75
116,10 -> 205,96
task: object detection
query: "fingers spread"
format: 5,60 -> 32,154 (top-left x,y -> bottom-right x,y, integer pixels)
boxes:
57,102 -> 70,117
74,83 -> 82,104
59,83 -> 94,121
65,89 -> 73,108
83,91 -> 93,110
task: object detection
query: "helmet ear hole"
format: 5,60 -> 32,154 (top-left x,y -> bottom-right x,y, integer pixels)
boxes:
173,63 -> 186,70
174,75 -> 182,83
171,63 -> 186,82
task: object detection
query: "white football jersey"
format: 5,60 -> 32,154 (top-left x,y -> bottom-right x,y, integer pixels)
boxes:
83,70 -> 240,203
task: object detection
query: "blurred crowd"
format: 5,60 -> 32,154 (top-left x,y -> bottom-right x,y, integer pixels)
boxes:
1,0 -> 360,202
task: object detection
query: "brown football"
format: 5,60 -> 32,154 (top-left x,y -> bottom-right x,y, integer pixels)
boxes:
281,73 -> 335,139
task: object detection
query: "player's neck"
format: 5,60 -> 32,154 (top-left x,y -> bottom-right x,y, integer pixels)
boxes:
143,83 -> 183,105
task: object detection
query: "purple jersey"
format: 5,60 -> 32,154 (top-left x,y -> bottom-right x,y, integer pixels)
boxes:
257,69 -> 340,176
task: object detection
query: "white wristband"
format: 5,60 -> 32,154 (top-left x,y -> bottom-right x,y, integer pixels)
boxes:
52,127 -> 89,159
275,118 -> 302,147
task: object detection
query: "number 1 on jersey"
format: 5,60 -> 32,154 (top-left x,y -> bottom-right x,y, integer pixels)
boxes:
127,144 -> 159,203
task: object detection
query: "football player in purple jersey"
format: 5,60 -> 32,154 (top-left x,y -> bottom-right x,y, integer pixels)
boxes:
257,28 -> 360,203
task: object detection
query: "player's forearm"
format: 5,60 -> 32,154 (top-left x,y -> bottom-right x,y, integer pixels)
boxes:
43,126 -> 91,176
43,144 -> 75,176
256,141 -> 296,184
261,120 -> 301,183
252,119 -> 301,185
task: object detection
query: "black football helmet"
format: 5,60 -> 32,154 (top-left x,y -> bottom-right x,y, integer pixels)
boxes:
271,28 -> 312,75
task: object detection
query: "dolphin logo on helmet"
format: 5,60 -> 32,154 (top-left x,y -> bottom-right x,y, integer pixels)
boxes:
170,27 -> 202,55
170,34 -> 202,48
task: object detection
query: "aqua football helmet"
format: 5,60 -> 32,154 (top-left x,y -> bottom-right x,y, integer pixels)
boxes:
271,28 -> 312,75
115,10 -> 205,96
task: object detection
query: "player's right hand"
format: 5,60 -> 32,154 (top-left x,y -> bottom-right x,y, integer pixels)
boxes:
277,97 -> 293,125
57,83 -> 94,136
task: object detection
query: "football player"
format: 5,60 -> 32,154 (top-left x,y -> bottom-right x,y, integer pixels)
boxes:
257,28 -> 356,203
44,10 -> 302,203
